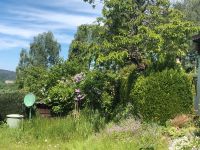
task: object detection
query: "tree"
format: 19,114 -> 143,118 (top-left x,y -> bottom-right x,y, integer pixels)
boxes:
68,24 -> 103,70
16,49 -> 29,88
29,31 -> 61,67
16,31 -> 61,89
78,0 -> 199,72
174,0 -> 200,24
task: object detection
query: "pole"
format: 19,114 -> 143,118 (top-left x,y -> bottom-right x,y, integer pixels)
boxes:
29,107 -> 32,119
195,55 -> 200,115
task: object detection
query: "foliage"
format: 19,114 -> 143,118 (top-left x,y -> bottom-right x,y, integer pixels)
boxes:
29,31 -> 61,67
44,70 -> 86,115
42,59 -> 84,98
76,0 -> 200,74
21,66 -> 48,100
46,78 -> 74,115
68,24 -> 104,70
174,0 -> 200,24
131,69 -> 193,124
81,70 -> 117,118
16,31 -> 61,89
119,64 -> 138,104
100,0 -> 197,70
16,49 -> 29,88
0,90 -> 25,121
113,103 -> 135,122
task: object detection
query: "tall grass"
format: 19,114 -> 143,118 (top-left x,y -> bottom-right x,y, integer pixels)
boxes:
0,111 -> 105,149
0,113 -> 168,150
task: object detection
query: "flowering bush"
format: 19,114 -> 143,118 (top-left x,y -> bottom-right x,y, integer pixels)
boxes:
46,78 -> 74,115
45,72 -> 86,115
73,72 -> 85,83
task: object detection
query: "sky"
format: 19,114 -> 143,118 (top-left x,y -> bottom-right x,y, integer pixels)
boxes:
0,0 -> 102,71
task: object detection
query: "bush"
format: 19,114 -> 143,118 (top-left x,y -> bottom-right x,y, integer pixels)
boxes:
0,91 -> 25,121
119,64 -> 137,104
81,71 -> 116,118
46,78 -> 74,116
131,69 -> 193,124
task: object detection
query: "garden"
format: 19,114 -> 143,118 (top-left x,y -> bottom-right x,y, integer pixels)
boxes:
1,0 -> 200,149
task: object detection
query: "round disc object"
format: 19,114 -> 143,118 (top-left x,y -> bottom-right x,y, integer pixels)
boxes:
24,93 -> 36,107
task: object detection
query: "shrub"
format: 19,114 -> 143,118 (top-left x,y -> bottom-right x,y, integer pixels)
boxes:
131,69 -> 193,124
0,91 -> 25,121
46,79 -> 74,116
119,64 -> 137,104
81,71 -> 116,118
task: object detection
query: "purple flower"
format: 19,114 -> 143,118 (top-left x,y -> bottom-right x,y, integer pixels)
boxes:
75,89 -> 81,93
73,72 -> 85,83
74,90 -> 85,102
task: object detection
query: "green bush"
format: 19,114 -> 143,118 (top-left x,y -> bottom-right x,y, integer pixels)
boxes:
119,64 -> 137,104
131,69 -> 193,124
81,71 -> 116,118
46,78 -> 74,116
0,91 -> 25,121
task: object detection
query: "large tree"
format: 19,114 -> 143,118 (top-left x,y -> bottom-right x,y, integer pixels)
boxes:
76,0 -> 199,72
16,31 -> 61,89
29,31 -> 61,67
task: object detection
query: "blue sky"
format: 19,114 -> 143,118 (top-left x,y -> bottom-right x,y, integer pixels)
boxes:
0,0 -> 102,71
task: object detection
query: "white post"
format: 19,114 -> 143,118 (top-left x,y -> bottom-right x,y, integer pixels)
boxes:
195,55 -> 200,115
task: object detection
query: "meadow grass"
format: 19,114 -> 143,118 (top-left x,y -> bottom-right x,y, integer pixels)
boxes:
0,114 -> 168,150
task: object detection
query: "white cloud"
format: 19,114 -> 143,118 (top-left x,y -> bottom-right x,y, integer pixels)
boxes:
10,8 -> 98,29
0,24 -> 43,38
0,7 -> 99,44
30,0 -> 103,15
0,39 -> 28,51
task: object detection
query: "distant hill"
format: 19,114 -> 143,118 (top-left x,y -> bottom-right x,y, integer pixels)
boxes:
0,69 -> 16,82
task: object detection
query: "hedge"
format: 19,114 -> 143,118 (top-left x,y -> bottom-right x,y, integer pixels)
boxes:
0,91 -> 25,121
131,69 -> 193,124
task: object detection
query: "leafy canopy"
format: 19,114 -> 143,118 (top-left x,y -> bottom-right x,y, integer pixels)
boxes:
75,0 -> 198,72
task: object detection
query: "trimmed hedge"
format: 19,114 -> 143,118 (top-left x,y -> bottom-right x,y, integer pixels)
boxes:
0,91 -> 25,121
131,69 -> 193,124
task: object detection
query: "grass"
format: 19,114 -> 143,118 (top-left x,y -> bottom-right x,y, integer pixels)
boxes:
0,114 -> 169,150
